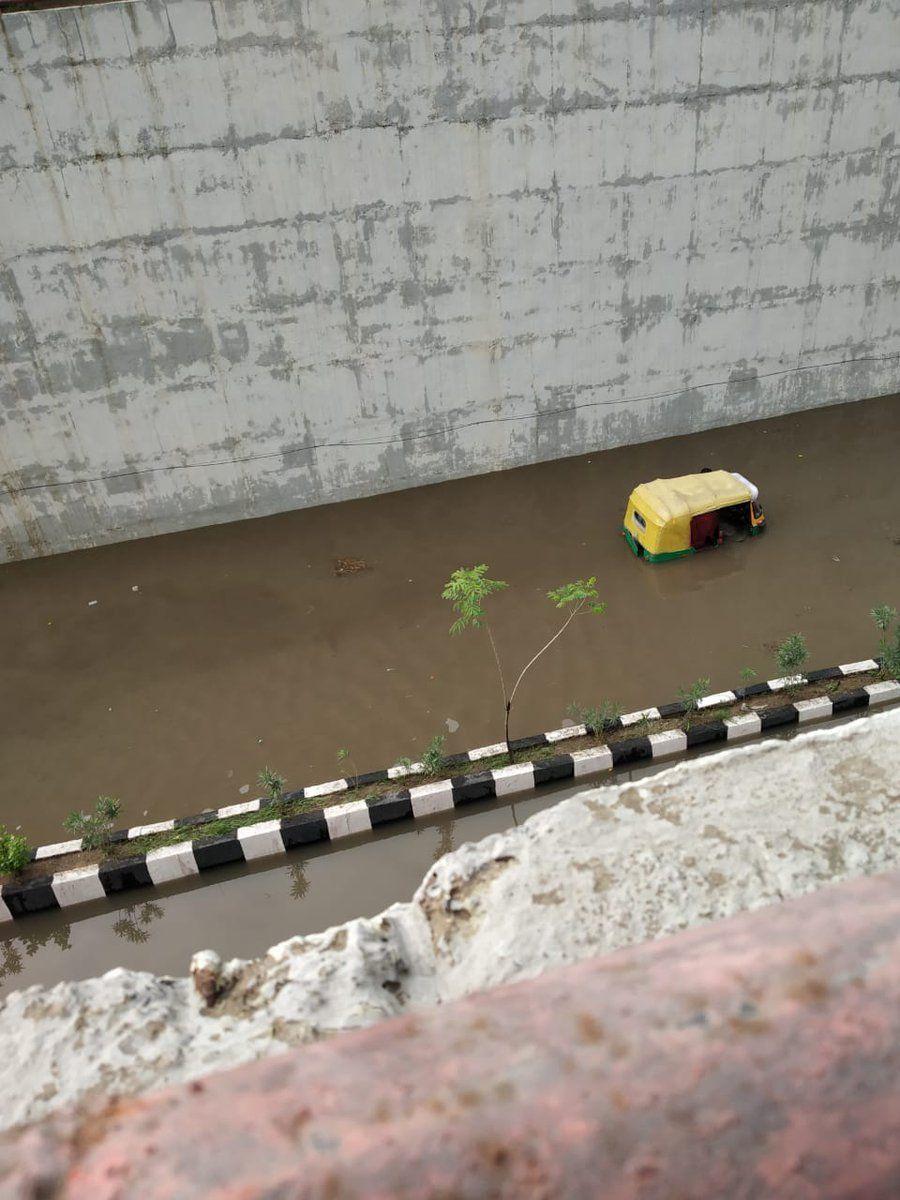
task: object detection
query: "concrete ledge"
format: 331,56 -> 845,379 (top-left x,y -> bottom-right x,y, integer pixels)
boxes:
237,821 -> 285,861
840,658 -> 879,674
492,763 -> 536,797
725,712 -> 762,739
409,779 -> 454,818
620,706 -> 660,725
50,867 -> 105,908
145,842 -> 199,885
867,680 -> 900,705
571,746 -> 614,776
33,839 -> 82,860
467,741 -> 507,762
126,819 -> 176,838
649,729 -> 688,758
4,660 -> 896,922
10,869 -> 900,1196
324,800 -> 373,840
795,696 -> 833,723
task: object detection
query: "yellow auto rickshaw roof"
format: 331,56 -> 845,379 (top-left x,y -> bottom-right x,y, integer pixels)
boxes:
631,471 -> 752,525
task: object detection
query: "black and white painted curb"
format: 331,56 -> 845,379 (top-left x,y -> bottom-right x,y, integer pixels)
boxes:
3,660 -> 897,922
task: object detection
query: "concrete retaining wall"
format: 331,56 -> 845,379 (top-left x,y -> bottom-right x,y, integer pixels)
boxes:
2,0 -> 899,559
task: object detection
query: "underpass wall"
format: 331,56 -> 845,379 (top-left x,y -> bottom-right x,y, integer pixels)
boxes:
1,0 -> 898,560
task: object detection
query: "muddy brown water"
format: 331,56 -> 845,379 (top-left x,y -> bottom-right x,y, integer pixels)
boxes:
1,394 -> 898,847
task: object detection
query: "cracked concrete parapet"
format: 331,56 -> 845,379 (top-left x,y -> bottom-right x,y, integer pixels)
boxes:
0,707 -> 898,1131
2,0 -> 899,559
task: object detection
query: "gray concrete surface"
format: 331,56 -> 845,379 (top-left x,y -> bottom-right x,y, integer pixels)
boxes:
1,0 -> 899,559
0,706 -> 898,1133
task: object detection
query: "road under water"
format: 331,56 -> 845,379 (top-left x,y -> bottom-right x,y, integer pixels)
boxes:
0,394 -> 898,847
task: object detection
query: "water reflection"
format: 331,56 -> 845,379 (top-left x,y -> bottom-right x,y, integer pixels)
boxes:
289,862 -> 309,901
112,901 -> 165,944
433,821 -> 455,863
0,923 -> 72,986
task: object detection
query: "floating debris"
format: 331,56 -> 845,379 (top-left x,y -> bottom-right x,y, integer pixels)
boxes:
87,600 -> 98,607
333,556 -> 369,576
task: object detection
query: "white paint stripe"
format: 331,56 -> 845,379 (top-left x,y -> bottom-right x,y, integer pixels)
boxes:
305,779 -> 348,800
794,697 -> 833,724
467,742 -> 508,761
725,713 -> 762,740
620,707 -> 660,726
570,746 -> 614,777
697,691 -> 736,710
324,799 -> 373,839
545,725 -> 586,742
840,659 -> 879,675
491,763 -> 535,797
127,819 -> 176,838
216,800 -> 261,820
34,838 -> 82,860
0,896 -> 13,923
409,779 -> 454,817
145,841 -> 199,885
52,867 -> 106,908
388,761 -> 424,779
767,676 -> 806,692
649,730 -> 688,758
236,820 -> 285,861
865,680 -> 900,705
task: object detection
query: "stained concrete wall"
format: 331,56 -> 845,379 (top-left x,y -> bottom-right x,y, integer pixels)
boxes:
1,0 -> 899,560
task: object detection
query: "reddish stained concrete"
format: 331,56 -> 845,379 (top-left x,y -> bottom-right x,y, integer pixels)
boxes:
4,871 -> 900,1197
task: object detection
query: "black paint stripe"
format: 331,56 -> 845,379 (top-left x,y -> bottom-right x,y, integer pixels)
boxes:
442,752 -> 471,769
806,666 -> 843,683
735,682 -> 772,699
1,878 -> 59,918
759,705 -> 800,731
509,734 -> 549,753
99,856 -> 153,895
192,835 -> 245,871
451,772 -> 497,805
354,769 -> 390,787
685,721 -> 728,747
366,791 -> 413,826
831,688 -> 870,714
174,811 -> 219,831
611,737 -> 653,766
657,701 -> 687,718
533,755 -> 575,786
280,811 -> 328,849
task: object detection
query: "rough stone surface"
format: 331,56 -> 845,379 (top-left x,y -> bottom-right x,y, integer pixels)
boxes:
0,707 -> 898,1132
5,869 -> 900,1198
2,0 -> 899,559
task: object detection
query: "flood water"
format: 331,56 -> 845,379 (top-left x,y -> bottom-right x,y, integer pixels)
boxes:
1,394 -> 898,846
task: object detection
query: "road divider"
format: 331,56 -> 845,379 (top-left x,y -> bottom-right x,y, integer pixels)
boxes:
2,662 -> 897,922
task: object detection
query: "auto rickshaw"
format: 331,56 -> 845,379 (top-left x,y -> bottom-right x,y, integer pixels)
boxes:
623,470 -> 766,562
